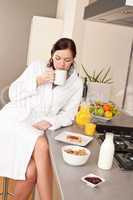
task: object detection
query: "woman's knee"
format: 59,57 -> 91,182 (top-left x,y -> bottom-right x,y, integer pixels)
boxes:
14,161 -> 36,200
35,136 -> 49,153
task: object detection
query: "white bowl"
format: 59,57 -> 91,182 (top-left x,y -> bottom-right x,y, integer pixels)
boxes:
62,145 -> 91,166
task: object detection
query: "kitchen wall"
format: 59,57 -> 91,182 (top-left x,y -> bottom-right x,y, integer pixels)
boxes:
56,0 -> 133,107
0,0 -> 57,106
81,21 -> 133,107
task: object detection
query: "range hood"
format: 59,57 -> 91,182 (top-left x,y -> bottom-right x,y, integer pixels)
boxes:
84,0 -> 133,27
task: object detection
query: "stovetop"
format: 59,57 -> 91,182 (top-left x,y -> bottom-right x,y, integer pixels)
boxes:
98,134 -> 133,170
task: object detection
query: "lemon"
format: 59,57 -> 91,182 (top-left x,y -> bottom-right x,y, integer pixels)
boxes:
104,111 -> 112,119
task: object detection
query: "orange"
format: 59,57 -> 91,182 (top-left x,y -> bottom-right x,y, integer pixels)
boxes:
103,104 -> 111,112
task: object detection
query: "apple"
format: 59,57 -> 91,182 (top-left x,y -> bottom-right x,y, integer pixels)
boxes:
94,107 -> 104,116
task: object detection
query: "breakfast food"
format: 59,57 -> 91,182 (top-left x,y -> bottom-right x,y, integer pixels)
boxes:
65,148 -> 87,156
81,173 -> 105,187
84,176 -> 102,184
66,135 -> 82,143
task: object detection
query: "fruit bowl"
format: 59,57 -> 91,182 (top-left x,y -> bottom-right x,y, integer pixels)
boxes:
89,101 -> 119,121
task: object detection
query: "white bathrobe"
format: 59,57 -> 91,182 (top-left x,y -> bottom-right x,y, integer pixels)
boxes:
0,60 -> 83,180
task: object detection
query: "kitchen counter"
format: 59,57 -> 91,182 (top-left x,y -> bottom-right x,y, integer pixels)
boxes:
47,124 -> 133,200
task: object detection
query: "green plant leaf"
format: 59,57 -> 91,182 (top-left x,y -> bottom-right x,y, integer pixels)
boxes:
103,77 -> 112,84
101,67 -> 111,83
81,64 -> 92,81
81,64 -> 112,84
95,68 -> 104,82
92,70 -> 97,82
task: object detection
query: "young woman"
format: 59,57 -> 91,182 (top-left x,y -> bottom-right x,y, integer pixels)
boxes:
0,38 -> 83,200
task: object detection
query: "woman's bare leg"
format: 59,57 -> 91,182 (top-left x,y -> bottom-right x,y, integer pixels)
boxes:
33,136 -> 53,200
14,159 -> 36,200
14,135 -> 52,200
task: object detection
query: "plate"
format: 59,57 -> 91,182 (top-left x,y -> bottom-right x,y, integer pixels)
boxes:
55,131 -> 93,146
92,114 -> 112,122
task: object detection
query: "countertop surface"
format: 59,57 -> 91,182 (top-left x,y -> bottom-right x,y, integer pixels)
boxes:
47,124 -> 133,200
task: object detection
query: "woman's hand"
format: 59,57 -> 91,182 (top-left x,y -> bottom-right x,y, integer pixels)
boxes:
36,69 -> 54,86
32,120 -> 52,130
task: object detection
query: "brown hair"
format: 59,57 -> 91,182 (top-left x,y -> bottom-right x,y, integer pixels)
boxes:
47,38 -> 76,68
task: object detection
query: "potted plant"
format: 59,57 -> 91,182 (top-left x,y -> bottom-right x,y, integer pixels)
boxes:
81,65 -> 113,102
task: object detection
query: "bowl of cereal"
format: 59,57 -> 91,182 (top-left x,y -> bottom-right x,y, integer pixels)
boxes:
62,145 -> 91,166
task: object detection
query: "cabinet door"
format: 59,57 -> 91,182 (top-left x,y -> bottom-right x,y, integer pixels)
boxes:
8,179 -> 33,200
0,177 -> 3,194
27,16 -> 63,65
8,179 -> 15,196
0,177 -> 33,200
0,177 -> 3,200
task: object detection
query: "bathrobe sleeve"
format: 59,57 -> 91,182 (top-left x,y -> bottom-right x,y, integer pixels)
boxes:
45,82 -> 83,130
9,61 -> 42,102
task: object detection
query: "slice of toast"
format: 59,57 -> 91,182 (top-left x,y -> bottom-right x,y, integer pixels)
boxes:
66,135 -> 82,143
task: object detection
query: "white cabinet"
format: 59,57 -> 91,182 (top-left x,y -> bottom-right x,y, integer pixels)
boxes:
27,16 -> 63,65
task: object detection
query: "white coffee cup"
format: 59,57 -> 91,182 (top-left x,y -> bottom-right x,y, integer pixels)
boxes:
54,70 -> 67,85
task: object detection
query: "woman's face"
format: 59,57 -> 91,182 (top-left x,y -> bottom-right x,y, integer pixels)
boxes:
52,48 -> 74,70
